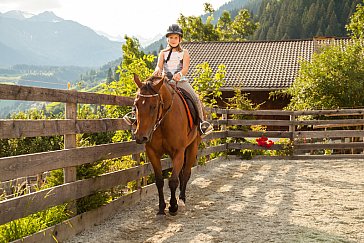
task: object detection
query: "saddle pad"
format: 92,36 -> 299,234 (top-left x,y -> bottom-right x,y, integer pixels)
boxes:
176,88 -> 197,129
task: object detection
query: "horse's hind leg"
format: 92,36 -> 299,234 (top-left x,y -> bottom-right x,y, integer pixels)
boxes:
179,138 -> 199,204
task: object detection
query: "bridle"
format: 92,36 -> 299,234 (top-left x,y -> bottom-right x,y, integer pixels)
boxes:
135,81 -> 176,138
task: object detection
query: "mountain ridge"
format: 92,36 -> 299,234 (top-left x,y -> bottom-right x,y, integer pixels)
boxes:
0,11 -> 123,67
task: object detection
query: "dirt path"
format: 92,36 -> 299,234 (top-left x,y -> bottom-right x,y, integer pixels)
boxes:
67,159 -> 364,243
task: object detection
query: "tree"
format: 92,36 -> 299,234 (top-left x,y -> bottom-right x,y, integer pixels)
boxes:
217,11 -> 233,41
192,62 -> 226,108
282,0 -> 364,110
284,42 -> 364,110
177,3 -> 258,42
106,68 -> 113,84
347,0 -> 364,39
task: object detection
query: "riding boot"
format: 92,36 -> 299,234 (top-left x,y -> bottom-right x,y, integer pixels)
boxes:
199,121 -> 214,137
123,111 -> 136,126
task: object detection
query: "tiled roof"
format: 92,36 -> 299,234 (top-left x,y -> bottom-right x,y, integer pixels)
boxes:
181,38 -> 350,91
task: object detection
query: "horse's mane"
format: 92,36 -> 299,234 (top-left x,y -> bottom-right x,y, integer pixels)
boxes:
141,76 -> 168,94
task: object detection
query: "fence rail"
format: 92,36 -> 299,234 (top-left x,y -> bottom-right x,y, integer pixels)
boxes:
1,83 -> 363,242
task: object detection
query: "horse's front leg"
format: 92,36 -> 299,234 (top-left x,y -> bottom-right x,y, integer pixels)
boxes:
146,147 -> 166,215
169,151 -> 184,215
179,138 -> 199,204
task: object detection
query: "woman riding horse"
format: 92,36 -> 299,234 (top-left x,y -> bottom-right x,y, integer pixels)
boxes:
132,74 -> 201,216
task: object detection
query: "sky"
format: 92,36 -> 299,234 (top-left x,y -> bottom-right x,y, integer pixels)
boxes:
0,0 -> 227,40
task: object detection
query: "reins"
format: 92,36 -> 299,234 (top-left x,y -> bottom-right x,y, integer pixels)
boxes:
137,79 -> 176,136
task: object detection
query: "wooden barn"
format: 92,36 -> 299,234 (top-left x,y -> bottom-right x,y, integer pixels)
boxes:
182,37 -> 350,109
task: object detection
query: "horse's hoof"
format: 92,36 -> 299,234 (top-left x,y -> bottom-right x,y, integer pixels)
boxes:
156,212 -> 166,220
168,205 -> 178,216
169,210 -> 178,216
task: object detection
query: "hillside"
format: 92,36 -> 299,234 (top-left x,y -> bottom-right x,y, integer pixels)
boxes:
0,11 -> 123,67
252,0 -> 362,40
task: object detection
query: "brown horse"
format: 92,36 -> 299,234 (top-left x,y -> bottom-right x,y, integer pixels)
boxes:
133,74 -> 201,216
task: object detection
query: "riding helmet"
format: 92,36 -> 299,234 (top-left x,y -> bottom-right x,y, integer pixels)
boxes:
166,24 -> 183,37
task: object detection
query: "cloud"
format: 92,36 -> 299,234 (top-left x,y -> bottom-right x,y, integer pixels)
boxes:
0,0 -> 61,12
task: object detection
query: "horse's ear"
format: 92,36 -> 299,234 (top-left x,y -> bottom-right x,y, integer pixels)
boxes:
153,76 -> 164,91
133,73 -> 143,88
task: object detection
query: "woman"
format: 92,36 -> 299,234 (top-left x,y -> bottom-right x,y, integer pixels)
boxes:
153,24 -> 213,136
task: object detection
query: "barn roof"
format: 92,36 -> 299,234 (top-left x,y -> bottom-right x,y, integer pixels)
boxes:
181,38 -> 350,91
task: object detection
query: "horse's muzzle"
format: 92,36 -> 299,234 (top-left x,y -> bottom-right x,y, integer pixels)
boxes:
135,136 -> 149,144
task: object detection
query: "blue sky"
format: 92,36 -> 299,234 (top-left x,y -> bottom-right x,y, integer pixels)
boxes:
0,0 -> 227,40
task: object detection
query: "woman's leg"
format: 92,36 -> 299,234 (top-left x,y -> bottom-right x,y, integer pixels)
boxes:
176,80 -> 204,121
177,80 -> 213,135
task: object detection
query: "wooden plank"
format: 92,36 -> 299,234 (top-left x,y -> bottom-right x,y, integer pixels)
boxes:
64,102 -> 77,214
293,109 -> 364,116
0,162 -> 158,224
13,183 -> 160,243
227,130 -> 292,138
0,151 -> 218,225
0,119 -> 131,139
0,84 -> 134,106
294,119 -> 364,126
223,110 -> 293,116
294,142 -> 364,150
206,108 -> 294,116
294,130 -> 364,139
202,131 -> 227,141
0,141 -> 145,182
314,123 -> 364,129
227,119 -> 291,126
199,144 -> 227,157
227,143 -> 285,150
291,154 -> 364,160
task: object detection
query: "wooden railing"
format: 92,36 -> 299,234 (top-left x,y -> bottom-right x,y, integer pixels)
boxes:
1,83 -> 364,242
0,84 -> 226,242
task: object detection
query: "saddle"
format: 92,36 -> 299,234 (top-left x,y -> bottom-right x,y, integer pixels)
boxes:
175,88 -> 198,129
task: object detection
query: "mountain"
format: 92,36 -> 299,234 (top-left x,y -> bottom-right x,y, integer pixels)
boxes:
0,11 -> 123,67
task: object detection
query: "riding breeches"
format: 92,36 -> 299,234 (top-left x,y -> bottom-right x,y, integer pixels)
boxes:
174,79 -> 205,122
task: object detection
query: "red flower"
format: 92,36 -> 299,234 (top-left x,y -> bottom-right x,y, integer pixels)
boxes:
256,135 -> 274,148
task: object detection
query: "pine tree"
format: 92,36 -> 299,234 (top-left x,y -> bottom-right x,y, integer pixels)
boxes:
106,68 -> 113,84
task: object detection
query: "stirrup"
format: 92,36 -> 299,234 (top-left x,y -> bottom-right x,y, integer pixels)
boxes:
200,121 -> 214,136
123,112 -> 136,126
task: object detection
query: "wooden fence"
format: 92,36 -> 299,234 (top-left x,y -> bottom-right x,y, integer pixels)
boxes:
0,83 -> 364,242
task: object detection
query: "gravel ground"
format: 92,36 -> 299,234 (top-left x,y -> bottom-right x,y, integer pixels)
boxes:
67,158 -> 364,243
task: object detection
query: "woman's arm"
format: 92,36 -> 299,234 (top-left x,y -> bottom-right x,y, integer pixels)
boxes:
153,51 -> 164,76
173,49 -> 190,81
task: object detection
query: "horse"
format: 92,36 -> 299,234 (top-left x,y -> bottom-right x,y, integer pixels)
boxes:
132,74 -> 201,216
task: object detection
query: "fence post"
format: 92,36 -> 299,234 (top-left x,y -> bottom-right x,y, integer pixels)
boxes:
221,110 -> 227,131
289,113 -> 296,156
64,99 -> 77,215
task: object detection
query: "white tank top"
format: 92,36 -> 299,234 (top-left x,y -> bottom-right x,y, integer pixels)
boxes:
163,49 -> 184,76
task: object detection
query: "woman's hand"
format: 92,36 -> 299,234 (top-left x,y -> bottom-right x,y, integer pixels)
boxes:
153,67 -> 162,76
173,72 -> 182,81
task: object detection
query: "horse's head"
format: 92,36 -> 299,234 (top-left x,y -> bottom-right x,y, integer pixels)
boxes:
133,74 -> 165,144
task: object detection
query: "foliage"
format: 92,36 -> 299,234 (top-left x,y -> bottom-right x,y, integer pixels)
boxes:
178,4 -> 258,41
346,0 -> 364,39
284,41 -> 364,110
227,89 -> 260,131
192,62 -> 226,108
0,109 -> 63,158
0,204 -> 69,243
